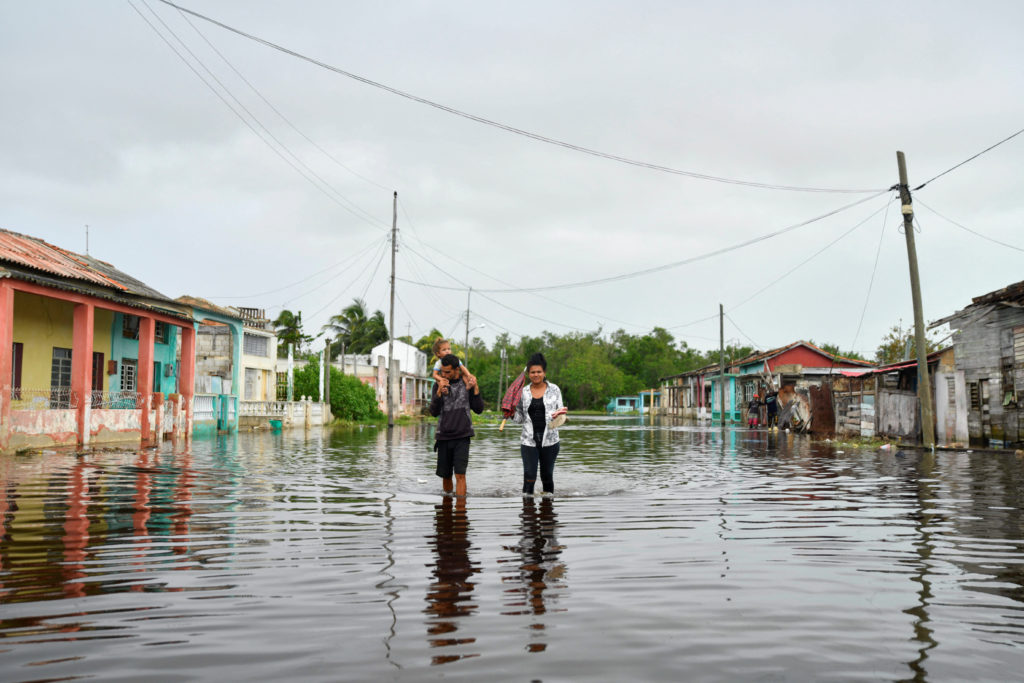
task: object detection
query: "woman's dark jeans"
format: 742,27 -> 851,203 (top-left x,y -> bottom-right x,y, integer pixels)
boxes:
521,442 -> 559,494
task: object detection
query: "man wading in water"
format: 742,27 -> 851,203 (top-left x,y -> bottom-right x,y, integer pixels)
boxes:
430,354 -> 484,497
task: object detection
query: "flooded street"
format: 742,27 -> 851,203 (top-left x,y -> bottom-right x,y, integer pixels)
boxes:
2,416 -> 1024,681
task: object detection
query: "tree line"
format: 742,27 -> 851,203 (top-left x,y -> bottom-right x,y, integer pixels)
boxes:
274,298 -> 944,412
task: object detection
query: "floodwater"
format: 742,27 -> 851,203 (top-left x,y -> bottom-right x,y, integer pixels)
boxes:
2,417 -> 1024,682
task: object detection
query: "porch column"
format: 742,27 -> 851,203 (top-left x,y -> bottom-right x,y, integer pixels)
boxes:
180,324 -> 195,436
0,280 -> 13,451
71,303 -> 95,447
138,316 -> 155,443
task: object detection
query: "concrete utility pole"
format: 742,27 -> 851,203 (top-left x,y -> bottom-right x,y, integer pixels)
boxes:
387,191 -> 397,428
896,151 -> 935,449
324,337 -> 331,409
464,287 -> 472,364
719,304 -> 726,428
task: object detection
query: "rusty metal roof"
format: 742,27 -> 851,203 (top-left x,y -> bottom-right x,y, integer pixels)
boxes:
0,227 -> 179,304
0,228 -> 126,289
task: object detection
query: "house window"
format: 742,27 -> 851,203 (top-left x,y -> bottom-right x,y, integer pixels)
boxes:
155,322 -> 166,344
277,372 -> 288,400
969,382 -> 980,410
121,359 -> 137,392
123,315 -> 140,339
243,333 -> 269,357
12,342 -> 23,399
50,347 -> 72,408
1015,326 -> 1024,365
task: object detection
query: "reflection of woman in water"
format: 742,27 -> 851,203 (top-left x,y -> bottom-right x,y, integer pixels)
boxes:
500,497 -> 566,653
424,497 -> 480,665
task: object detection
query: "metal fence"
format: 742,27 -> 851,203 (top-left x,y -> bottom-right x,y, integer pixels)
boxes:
9,387 -> 78,409
91,391 -> 142,409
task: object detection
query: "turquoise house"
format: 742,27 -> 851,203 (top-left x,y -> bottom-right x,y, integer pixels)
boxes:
110,312 -> 179,398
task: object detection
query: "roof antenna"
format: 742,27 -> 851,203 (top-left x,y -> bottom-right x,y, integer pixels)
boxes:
85,224 -> 89,255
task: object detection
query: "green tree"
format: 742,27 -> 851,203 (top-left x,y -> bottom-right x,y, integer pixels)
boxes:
292,361 -> 383,421
808,340 -> 866,362
875,322 -> 942,364
273,309 -> 312,358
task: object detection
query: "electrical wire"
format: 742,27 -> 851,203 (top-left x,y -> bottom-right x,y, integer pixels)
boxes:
396,189 -> 891,293
728,195 -> 896,311
400,231 -> 650,330
724,312 -> 760,350
277,236 -> 388,306
913,125 -> 1024,191
847,196 -> 894,356
131,0 -> 388,231
916,200 -> 1024,252
308,237 -> 390,319
173,3 -> 394,197
212,234 -> 385,299
156,0 -> 883,194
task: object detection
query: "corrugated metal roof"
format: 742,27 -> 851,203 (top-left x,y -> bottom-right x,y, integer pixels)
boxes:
0,227 -> 180,304
0,229 -> 124,289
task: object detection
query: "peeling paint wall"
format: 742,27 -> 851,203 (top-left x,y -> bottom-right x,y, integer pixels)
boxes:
8,409 -> 77,449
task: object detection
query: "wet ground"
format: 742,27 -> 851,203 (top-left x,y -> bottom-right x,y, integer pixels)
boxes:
2,416 -> 1023,681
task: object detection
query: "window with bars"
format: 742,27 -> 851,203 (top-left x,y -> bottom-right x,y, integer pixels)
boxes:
121,359 -> 137,392
50,347 -> 72,408
243,333 -> 269,357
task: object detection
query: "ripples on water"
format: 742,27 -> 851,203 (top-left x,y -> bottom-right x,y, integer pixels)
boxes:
2,417 -> 1023,681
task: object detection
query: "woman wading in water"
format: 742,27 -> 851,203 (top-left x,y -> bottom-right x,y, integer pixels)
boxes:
512,353 -> 568,496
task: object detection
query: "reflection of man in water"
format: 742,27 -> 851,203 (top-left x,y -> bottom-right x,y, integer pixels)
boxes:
424,497 -> 481,665
500,497 -> 566,653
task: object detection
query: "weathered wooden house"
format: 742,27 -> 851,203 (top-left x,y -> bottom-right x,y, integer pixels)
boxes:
931,280 -> 1024,448
831,347 -> 965,444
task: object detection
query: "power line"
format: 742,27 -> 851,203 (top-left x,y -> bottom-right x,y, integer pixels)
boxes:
400,236 -> 649,330
728,195 -> 896,311
172,2 -> 394,196
914,125 -> 1024,191
916,200 -> 1024,252
397,190 -> 890,294
156,0 -> 883,195
724,312 -> 760,349
131,0 -> 388,231
848,197 -> 894,356
308,238 -> 390,319
213,234 -> 385,299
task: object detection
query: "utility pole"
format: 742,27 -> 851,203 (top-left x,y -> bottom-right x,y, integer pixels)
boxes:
464,287 -> 472,365
719,304 -> 726,428
387,191 -> 397,428
324,337 -> 331,411
896,151 -> 935,449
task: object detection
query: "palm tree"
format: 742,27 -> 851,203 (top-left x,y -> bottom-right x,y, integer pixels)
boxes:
323,298 -> 390,355
274,309 -> 311,357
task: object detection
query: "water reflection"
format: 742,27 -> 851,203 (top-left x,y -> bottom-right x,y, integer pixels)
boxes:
500,497 -> 566,653
423,496 -> 480,665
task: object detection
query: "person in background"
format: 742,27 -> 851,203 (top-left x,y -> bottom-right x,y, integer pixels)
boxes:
764,389 -> 779,430
512,353 -> 568,496
747,393 -> 761,429
431,337 -> 476,393
430,354 -> 484,497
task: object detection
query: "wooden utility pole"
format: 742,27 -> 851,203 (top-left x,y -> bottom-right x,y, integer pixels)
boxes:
387,191 -> 397,428
896,151 -> 935,449
719,304 -> 726,428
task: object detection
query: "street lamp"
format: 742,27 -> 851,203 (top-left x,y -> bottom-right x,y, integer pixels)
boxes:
465,323 -> 485,366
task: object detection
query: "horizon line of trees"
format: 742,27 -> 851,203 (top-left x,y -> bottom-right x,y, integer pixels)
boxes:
272,299 -> 943,411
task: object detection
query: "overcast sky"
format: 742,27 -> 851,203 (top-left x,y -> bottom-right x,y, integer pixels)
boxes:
2,1 -> 1021,358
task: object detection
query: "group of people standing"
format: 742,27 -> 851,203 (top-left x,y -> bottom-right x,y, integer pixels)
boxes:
746,389 -> 780,429
428,338 -> 568,497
